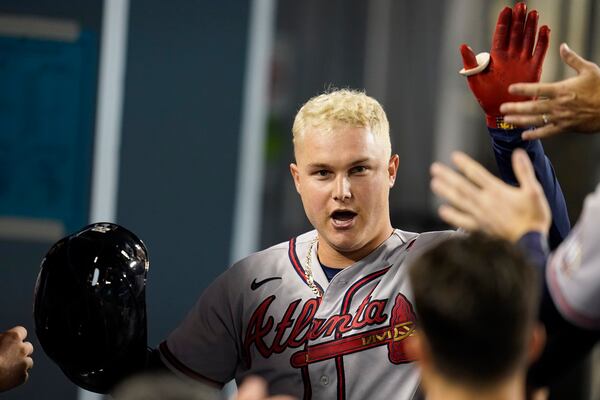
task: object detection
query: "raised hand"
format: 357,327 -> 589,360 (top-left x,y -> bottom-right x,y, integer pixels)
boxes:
460,2 -> 550,128
430,149 -> 551,242
501,43 -> 600,139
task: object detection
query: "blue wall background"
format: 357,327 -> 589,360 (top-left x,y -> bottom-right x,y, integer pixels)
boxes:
117,0 -> 250,345
0,0 -> 250,398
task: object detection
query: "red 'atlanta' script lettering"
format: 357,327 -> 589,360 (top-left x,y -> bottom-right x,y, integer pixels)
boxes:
243,295 -> 388,364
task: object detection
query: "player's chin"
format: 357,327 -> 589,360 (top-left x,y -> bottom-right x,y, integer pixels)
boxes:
323,229 -> 363,252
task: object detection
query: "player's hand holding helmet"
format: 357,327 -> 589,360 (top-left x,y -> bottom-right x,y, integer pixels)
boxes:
34,223 -> 149,394
460,2 -> 550,128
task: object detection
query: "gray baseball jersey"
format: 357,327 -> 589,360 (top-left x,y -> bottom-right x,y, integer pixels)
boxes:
547,183 -> 600,330
159,229 -> 453,399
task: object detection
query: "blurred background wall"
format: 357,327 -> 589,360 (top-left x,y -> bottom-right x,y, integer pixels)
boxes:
0,0 -> 597,399
0,0 -> 251,398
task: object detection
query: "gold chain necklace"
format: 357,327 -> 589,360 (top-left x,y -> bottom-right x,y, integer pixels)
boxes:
304,236 -> 322,297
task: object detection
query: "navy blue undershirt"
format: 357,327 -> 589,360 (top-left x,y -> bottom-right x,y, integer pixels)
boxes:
320,262 -> 342,281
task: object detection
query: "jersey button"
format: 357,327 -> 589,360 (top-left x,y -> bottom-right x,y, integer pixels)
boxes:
338,279 -> 347,285
320,375 -> 329,386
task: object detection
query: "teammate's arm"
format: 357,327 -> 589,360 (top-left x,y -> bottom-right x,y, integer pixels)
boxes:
485,129 -> 569,249
460,2 -> 569,248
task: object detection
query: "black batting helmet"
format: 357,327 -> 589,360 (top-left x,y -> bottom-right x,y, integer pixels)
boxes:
34,222 -> 149,393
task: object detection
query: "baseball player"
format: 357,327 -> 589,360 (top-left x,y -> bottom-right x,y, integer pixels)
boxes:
408,234 -> 545,400
157,4 -> 571,399
546,184 -> 600,330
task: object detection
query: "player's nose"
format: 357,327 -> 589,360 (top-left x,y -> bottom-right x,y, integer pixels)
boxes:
332,175 -> 351,201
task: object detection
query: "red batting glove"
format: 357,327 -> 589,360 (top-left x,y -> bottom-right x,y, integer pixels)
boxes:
460,2 -> 550,128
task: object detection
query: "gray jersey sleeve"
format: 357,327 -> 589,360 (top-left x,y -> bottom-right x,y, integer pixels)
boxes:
160,267 -> 242,385
547,183 -> 600,330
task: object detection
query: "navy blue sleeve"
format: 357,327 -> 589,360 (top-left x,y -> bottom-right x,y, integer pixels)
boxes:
516,231 -> 549,272
517,231 -> 552,311
487,128 -> 570,249
517,231 -> 552,318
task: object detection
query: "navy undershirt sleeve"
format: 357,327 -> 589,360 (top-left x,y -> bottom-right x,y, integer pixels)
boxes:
516,231 -> 549,272
488,128 -> 570,249
517,231 -> 554,321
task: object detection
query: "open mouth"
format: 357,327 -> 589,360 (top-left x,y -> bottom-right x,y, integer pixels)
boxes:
330,210 -> 357,228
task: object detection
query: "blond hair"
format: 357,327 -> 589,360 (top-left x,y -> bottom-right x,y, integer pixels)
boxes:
292,88 -> 391,155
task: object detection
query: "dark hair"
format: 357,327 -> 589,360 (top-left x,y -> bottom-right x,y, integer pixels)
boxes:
409,233 -> 540,386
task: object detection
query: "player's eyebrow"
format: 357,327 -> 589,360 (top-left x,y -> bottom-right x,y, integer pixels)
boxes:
307,158 -> 372,169
308,157 -> 371,168
349,158 -> 371,166
306,162 -> 332,169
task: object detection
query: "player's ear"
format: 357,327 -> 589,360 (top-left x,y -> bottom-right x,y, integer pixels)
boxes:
527,323 -> 546,364
290,163 -> 301,193
388,154 -> 400,187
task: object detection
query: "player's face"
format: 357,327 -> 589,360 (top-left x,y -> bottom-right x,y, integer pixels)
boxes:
290,125 -> 399,263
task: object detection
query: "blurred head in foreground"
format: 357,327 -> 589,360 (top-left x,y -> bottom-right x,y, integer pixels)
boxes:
408,234 -> 545,400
